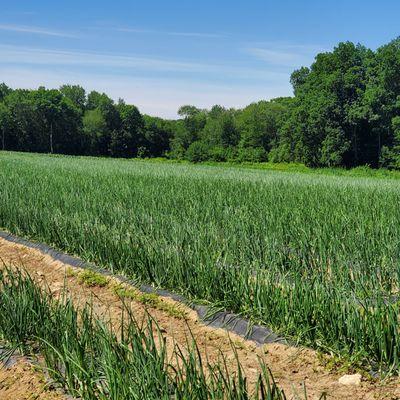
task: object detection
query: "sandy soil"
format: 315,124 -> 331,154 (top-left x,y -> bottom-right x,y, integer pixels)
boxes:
0,355 -> 65,400
0,236 -> 399,400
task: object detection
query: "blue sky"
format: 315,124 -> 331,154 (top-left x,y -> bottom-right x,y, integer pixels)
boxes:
1,0 -> 400,117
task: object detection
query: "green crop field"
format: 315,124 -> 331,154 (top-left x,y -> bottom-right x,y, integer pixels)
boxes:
0,267 -> 288,399
1,151 -> 400,372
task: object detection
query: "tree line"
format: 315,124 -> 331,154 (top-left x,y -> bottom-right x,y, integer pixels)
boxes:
2,37 -> 400,168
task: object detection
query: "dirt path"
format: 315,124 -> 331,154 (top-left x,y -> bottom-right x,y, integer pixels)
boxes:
0,237 -> 399,400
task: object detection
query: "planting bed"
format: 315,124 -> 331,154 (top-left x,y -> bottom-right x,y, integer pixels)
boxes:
0,235 -> 399,399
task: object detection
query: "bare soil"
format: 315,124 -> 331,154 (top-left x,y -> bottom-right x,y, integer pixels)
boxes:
0,236 -> 399,400
0,355 -> 65,400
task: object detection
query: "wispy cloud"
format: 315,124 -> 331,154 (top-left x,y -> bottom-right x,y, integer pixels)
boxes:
245,43 -> 326,67
0,66 -> 292,118
116,27 -> 225,39
0,23 -> 77,38
0,44 -> 287,81
246,48 -> 301,66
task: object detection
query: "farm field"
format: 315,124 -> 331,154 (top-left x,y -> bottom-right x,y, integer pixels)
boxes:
0,235 -> 397,399
1,151 -> 400,377
0,262 -> 288,400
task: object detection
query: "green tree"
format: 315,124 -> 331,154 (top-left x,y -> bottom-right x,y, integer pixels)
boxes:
142,116 -> 173,157
2,89 -> 39,151
0,103 -> 11,150
320,126 -> 351,166
110,102 -> 144,157
201,106 -> 238,149
60,85 -> 86,113
185,141 -> 210,162
280,42 -> 373,167
176,105 -> 206,147
87,91 -> 121,131
34,88 -> 62,153
82,109 -> 108,155
237,100 -> 289,152
0,83 -> 11,101
33,88 -> 82,154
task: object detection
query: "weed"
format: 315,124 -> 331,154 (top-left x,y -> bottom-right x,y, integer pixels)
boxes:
78,270 -> 109,287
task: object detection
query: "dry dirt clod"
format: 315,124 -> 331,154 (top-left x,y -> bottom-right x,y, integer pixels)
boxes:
49,282 -> 64,294
338,373 -> 362,386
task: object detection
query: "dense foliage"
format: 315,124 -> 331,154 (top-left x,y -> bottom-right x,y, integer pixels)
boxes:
2,37 -> 400,168
2,152 -> 400,372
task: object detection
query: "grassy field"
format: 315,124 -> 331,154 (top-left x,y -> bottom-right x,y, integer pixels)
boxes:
149,157 -> 400,180
1,151 -> 400,372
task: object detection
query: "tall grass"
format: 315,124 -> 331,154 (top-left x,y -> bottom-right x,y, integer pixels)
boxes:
0,151 -> 400,371
0,267 -> 290,399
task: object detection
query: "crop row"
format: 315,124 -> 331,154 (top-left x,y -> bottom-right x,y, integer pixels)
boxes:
0,266 -> 294,399
0,152 -> 399,371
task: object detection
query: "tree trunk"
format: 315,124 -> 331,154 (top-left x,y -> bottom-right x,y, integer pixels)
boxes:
50,122 -> 53,154
378,130 -> 381,163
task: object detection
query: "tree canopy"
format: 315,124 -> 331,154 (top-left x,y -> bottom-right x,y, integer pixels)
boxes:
2,37 -> 400,168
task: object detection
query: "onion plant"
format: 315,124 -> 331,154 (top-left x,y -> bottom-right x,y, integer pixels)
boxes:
0,267 -> 294,399
0,151 -> 399,372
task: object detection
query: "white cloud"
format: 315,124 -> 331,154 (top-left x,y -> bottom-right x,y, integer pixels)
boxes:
0,44 -> 288,81
117,27 -> 225,39
0,23 -> 77,38
246,48 -> 301,66
0,41 -> 308,117
0,66 -> 292,118
245,43 -> 327,67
